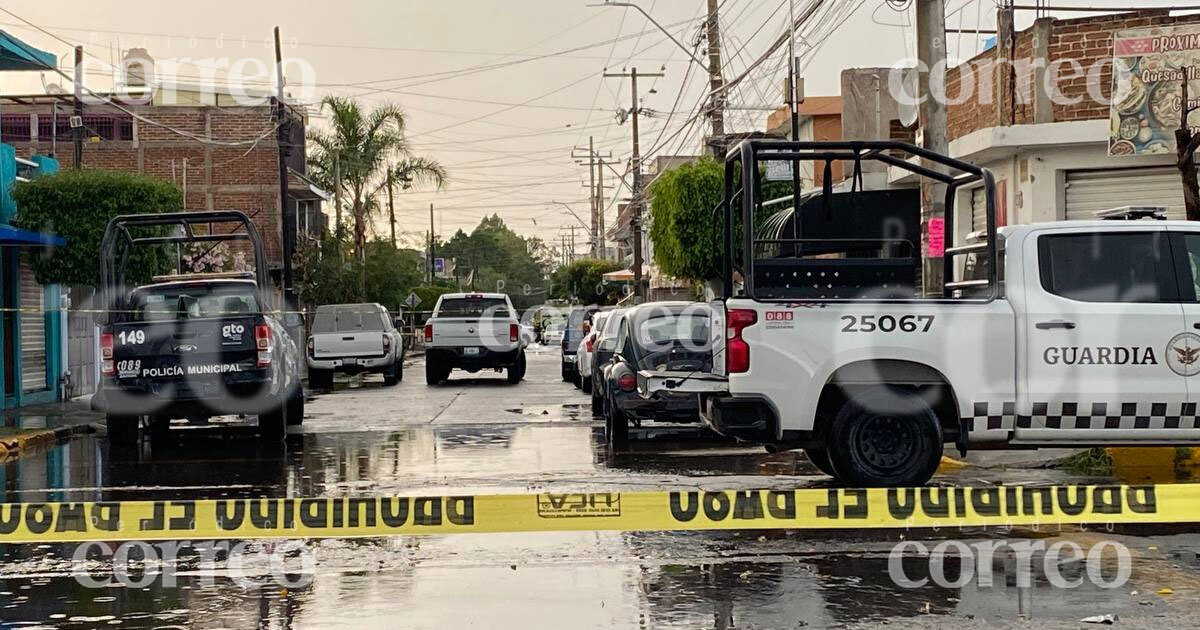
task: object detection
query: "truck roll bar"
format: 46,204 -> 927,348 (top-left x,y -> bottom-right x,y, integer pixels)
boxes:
720,139 -> 998,303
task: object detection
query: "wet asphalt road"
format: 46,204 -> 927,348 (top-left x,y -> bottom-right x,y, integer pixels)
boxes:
2,346 -> 1200,629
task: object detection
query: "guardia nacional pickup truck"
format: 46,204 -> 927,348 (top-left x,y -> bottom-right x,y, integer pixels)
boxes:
642,139 -> 1200,487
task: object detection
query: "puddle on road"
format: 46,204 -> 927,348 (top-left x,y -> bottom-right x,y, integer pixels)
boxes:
2,531 -> 1198,629
503,403 -> 590,421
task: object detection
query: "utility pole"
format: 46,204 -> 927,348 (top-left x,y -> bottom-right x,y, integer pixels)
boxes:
386,166 -> 397,247
273,26 -> 296,303
569,225 -> 577,263
588,137 -> 597,257
596,156 -> 606,259
428,203 -> 436,283
572,138 -> 613,259
786,0 -> 801,240
705,0 -> 726,153
73,46 -> 83,169
1177,68 -> 1200,220
605,66 -> 663,303
916,0 -> 949,296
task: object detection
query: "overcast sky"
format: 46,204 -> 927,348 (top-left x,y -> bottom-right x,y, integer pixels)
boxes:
0,1 -> 1167,252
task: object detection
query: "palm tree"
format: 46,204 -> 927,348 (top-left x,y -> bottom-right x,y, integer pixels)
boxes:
307,96 -> 446,260
380,156 -> 448,248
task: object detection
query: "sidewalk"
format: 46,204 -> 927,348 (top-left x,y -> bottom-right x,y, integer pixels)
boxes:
0,396 -> 100,459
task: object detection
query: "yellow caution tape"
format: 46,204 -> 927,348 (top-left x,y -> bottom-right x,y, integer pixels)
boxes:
0,484 -> 1193,544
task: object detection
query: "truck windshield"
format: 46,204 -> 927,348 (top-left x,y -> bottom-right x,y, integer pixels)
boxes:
313,307 -> 386,333
437,297 -> 511,318
132,284 -> 260,321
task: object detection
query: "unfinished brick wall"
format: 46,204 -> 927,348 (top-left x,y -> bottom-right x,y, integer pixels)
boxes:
6,103 -> 288,265
946,9 -> 1200,140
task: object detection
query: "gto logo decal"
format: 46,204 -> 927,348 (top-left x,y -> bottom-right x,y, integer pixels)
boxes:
1167,332 -> 1200,377
222,324 -> 245,340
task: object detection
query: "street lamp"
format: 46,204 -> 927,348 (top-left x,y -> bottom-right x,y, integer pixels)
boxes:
589,1 -> 707,68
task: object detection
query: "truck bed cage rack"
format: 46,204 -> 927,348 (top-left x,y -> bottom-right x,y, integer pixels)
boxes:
721,139 -> 998,303
100,211 -> 271,320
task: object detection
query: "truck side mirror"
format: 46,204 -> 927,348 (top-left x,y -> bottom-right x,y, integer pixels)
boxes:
282,312 -> 303,328
393,317 -> 404,329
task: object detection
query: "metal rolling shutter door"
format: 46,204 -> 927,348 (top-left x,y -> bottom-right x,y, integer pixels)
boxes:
1065,167 -> 1184,221
19,259 -> 47,393
970,186 -> 988,234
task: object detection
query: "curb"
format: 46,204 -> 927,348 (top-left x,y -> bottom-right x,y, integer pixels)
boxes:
0,423 -> 95,459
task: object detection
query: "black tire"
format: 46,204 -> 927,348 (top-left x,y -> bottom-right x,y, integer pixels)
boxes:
581,375 -> 592,394
259,401 -> 287,440
591,389 -> 603,416
825,386 -> 943,487
572,370 -> 582,389
286,389 -> 305,426
426,357 -> 443,386
148,414 -> 172,443
804,447 -> 837,478
507,351 -> 526,384
309,368 -> 333,391
383,360 -> 400,386
561,362 -> 573,382
395,358 -> 404,383
604,394 -> 629,447
105,414 -> 140,446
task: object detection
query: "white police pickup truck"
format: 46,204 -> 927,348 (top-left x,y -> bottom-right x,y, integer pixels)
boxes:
642,139 -> 1200,487
423,292 -> 526,385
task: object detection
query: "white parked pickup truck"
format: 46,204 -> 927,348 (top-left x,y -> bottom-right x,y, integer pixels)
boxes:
307,303 -> 405,389
424,292 -> 526,385
643,139 -> 1200,487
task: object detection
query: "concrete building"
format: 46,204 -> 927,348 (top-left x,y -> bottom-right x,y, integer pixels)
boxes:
913,8 -> 1200,244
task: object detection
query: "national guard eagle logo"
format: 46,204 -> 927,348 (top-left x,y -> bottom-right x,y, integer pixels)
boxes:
1167,332 -> 1200,377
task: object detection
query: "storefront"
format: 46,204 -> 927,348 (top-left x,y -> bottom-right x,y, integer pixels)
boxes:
0,225 -> 64,408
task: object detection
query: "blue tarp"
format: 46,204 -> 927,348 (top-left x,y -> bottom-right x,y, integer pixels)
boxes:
0,30 -> 55,71
0,224 -> 65,246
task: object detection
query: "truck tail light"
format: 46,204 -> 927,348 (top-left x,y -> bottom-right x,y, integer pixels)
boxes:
424,324 -> 433,343
306,336 -> 315,357
255,324 -> 272,367
726,308 -> 757,374
383,334 -> 392,351
617,372 -> 636,392
510,323 -> 519,343
100,330 -> 114,376
585,337 -> 594,353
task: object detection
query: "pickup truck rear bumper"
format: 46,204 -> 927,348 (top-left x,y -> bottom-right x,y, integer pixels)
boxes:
701,395 -> 779,442
93,369 -> 278,416
307,349 -> 396,374
428,346 -> 521,371
613,389 -> 699,422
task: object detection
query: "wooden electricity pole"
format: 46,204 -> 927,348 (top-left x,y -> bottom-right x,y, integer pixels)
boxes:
916,0 -> 950,295
605,67 -> 663,303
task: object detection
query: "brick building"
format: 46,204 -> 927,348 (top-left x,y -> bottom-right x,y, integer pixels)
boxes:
0,90 -> 326,270
922,8 -> 1200,243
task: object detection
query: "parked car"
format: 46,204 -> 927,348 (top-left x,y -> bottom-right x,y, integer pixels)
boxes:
561,305 -> 599,383
590,308 -> 628,415
424,292 -> 526,385
602,302 -> 712,446
576,311 -> 610,395
92,211 -> 303,444
542,322 -> 566,346
307,303 -> 405,390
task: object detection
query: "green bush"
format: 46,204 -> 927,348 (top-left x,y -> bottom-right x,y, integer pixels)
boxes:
550,258 -> 624,305
12,169 -> 182,286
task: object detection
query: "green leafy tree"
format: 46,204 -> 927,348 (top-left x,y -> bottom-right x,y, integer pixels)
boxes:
437,214 -> 552,310
550,258 -> 624,305
12,169 -> 182,286
648,157 -> 795,281
295,235 -> 425,311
